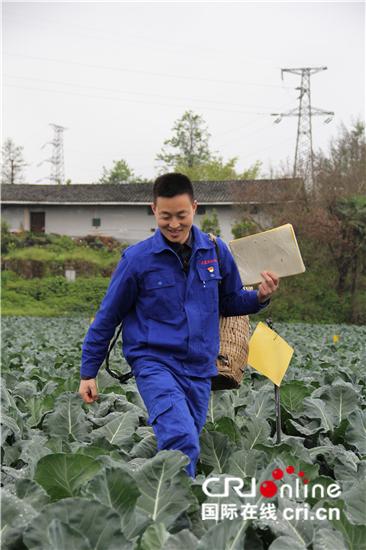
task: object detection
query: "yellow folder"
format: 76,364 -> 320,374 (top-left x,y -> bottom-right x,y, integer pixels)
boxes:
247,322 -> 294,386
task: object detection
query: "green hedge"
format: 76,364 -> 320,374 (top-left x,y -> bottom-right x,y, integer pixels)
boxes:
1,273 -> 110,317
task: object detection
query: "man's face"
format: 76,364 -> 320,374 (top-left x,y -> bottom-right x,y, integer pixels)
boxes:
151,194 -> 197,244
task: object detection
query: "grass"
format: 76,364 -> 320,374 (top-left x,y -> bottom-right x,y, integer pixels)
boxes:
1,227 -> 365,323
1,273 -> 110,317
4,246 -> 121,268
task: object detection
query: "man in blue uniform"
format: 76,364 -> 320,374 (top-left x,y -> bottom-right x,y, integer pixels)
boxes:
79,173 -> 279,478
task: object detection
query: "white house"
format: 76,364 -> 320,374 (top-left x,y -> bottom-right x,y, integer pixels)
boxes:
1,179 -> 304,244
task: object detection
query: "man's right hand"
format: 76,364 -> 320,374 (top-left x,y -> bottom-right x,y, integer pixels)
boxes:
79,379 -> 99,404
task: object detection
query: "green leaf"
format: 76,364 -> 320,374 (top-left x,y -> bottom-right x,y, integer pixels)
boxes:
288,419 -> 324,436
90,410 -> 139,447
19,434 -> 52,476
23,498 -> 131,550
268,536 -> 306,550
245,388 -> 275,419
293,398 -> 335,432
345,409 -> 366,454
342,480 -> 366,524
1,489 -> 37,530
84,465 -> 145,536
43,392 -> 92,442
311,384 -> 360,426
225,449 -> 267,478
199,431 -> 233,473
256,438 -> 313,464
240,417 -> 271,450
140,523 -> 170,550
45,437 -> 72,454
1,413 -> 21,442
309,443 -> 359,481
162,528 -> 199,549
207,392 -> 235,423
74,444 -> 113,459
197,518 -> 248,550
1,490 -> 38,549
280,381 -> 312,413
135,450 -> 195,529
328,500 -> 366,550
266,498 -> 314,547
45,519 -> 92,550
130,427 -> 157,459
13,380 -> 38,399
15,478 -> 50,509
34,453 -> 101,500
313,528 -> 348,550
26,395 -> 54,427
213,417 -> 241,443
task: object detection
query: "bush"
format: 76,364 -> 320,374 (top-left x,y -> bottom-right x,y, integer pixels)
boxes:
231,218 -> 260,239
200,209 -> 221,236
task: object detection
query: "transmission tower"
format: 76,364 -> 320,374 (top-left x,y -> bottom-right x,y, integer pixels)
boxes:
271,67 -> 334,192
39,124 -> 67,184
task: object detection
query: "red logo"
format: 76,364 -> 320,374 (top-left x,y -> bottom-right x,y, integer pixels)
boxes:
259,466 -> 309,498
200,259 -> 218,265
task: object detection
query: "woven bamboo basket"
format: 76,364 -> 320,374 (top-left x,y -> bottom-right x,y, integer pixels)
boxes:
211,314 -> 250,391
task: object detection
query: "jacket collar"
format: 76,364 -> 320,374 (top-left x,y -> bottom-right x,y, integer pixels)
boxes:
152,224 -> 215,254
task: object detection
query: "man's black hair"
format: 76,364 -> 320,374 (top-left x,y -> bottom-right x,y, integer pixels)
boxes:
153,173 -> 194,203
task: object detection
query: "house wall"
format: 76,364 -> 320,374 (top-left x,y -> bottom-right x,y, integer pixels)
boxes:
2,204 -> 273,244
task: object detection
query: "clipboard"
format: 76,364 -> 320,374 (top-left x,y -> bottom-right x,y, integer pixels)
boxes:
229,223 -> 305,285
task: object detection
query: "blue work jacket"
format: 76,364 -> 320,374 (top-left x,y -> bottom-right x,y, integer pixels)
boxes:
80,224 -> 269,379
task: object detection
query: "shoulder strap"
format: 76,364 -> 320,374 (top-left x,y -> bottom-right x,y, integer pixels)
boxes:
207,233 -> 222,284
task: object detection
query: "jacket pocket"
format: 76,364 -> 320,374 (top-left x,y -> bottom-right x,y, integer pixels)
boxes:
196,265 -> 221,313
145,271 -> 175,290
143,271 -> 178,320
148,396 -> 173,425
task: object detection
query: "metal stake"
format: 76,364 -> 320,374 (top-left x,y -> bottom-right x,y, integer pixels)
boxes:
274,384 -> 282,444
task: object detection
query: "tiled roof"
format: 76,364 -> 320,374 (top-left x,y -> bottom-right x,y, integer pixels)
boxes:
1,179 -> 304,204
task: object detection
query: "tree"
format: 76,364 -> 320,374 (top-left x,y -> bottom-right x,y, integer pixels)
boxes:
1,138 -> 27,184
314,120 -> 365,203
175,157 -> 261,181
309,121 -> 366,294
200,209 -> 221,236
98,159 -> 136,184
272,120 -> 366,322
334,195 -> 366,322
157,110 -> 261,180
156,110 -> 211,169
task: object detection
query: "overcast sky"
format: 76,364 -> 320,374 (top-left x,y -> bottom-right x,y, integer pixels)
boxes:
3,1 -> 365,183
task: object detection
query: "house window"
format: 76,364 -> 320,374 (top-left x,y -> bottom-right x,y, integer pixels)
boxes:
30,212 -> 45,233
92,218 -> 101,227
197,205 -> 206,215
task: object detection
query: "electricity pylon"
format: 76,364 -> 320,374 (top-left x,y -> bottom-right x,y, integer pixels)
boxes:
271,67 -> 334,193
39,124 -> 67,184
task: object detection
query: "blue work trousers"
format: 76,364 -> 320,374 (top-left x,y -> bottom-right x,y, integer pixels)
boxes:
135,364 -> 211,478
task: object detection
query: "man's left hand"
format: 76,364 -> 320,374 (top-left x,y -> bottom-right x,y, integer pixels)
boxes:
257,271 -> 280,303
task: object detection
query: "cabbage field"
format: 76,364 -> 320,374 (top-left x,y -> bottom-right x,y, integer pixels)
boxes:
1,317 -> 366,549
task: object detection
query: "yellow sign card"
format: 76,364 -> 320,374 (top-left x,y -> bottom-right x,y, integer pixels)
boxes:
247,322 -> 294,386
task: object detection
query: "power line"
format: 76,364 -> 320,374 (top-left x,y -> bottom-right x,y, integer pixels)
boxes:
271,67 -> 334,192
4,11 -> 280,67
4,83 -> 278,117
4,52 -> 293,90
4,74 -> 280,114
